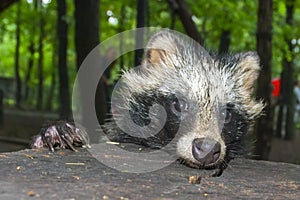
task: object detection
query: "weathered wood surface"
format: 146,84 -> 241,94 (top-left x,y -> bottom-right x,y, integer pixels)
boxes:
0,146 -> 299,200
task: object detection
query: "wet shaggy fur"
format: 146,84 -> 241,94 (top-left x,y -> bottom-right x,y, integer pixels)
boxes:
105,30 -> 264,176
30,29 -> 263,177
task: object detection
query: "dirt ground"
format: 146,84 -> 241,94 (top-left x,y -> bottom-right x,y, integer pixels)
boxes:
0,147 -> 299,199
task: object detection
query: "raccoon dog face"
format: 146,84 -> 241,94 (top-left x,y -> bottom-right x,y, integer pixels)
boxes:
113,30 -> 263,174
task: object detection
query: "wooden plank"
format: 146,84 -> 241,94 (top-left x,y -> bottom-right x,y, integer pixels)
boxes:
0,147 -> 299,199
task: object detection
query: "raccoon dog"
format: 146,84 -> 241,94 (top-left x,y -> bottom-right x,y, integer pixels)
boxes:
31,30 -> 263,177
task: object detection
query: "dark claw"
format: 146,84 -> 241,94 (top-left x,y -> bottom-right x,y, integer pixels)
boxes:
212,168 -> 224,177
211,161 -> 229,177
60,134 -> 77,152
45,136 -> 55,152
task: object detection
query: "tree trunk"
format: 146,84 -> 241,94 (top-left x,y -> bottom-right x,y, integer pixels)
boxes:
57,0 -> 71,118
218,30 -> 231,54
0,0 -> 19,12
24,0 -> 37,102
45,66 -> 56,112
134,0 -> 148,67
254,0 -> 273,160
24,41 -> 35,101
0,90 -> 3,127
119,5 -> 125,70
74,0 -> 100,71
36,2 -> 44,110
14,1 -> 21,107
168,0 -> 176,29
167,0 -> 204,45
45,49 -> 57,111
74,0 -> 106,143
276,0 -> 295,140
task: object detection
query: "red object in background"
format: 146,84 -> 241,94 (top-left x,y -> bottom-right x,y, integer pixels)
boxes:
271,78 -> 280,97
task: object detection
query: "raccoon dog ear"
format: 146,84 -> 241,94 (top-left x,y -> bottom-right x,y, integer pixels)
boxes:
235,52 -> 261,94
142,30 -> 182,68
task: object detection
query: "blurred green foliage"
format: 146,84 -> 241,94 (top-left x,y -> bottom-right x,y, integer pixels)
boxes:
0,0 -> 299,110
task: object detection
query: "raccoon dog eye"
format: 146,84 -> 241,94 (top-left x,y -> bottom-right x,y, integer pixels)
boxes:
221,108 -> 232,124
172,98 -> 189,113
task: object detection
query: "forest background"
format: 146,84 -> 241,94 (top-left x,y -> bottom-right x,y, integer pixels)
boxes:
0,0 -> 299,163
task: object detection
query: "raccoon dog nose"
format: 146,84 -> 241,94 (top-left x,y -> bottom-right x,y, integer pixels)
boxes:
192,138 -> 221,165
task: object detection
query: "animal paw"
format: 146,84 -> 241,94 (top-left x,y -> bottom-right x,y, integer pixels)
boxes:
30,121 -> 90,152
